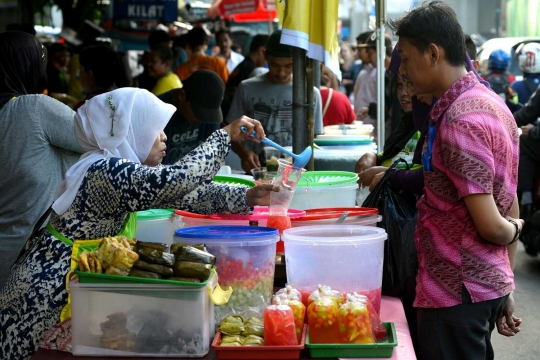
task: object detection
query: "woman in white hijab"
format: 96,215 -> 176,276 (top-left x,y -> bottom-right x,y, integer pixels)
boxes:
0,88 -> 273,359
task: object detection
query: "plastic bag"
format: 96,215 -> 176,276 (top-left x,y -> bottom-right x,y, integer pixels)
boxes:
362,159 -> 418,299
274,284 -> 302,303
350,293 -> 387,341
307,296 -> 341,344
308,284 -> 344,308
264,299 -> 298,346
338,294 -> 375,344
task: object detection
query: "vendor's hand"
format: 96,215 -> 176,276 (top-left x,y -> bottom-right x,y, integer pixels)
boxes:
246,184 -> 280,207
223,116 -> 265,142
359,166 -> 388,188
355,152 -> 377,175
239,149 -> 261,173
497,292 -> 522,337
521,124 -> 534,137
369,172 -> 385,192
356,106 -> 369,120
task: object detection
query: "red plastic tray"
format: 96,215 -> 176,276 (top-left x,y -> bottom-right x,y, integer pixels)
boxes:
292,207 -> 379,221
212,325 -> 307,359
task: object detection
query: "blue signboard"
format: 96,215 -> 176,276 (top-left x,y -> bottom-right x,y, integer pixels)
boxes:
113,0 -> 178,22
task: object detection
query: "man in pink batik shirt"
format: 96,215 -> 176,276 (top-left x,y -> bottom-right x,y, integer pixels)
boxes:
389,2 -> 524,360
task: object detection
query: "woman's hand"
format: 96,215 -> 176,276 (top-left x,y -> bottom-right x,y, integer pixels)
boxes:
223,116 -> 265,142
369,172 -> 385,192
355,152 -> 377,174
246,184 -> 280,207
497,292 -> 522,337
359,166 -> 387,188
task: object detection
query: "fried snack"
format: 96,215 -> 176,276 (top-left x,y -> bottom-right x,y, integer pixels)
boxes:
133,260 -> 174,277
104,247 -> 139,276
79,251 -> 91,272
95,237 -> 122,269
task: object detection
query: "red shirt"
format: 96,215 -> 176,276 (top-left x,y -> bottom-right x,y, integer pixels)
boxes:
320,88 -> 356,127
415,72 -> 519,308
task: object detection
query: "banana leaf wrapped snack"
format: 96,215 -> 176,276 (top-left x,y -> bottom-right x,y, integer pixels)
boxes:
219,315 -> 245,335
242,317 -> 264,337
136,247 -> 175,266
220,335 -> 244,346
129,269 -> 162,279
243,335 -> 264,346
134,260 -> 174,277
173,261 -> 212,281
169,277 -> 201,283
135,241 -> 168,252
171,243 -> 206,253
174,245 -> 216,265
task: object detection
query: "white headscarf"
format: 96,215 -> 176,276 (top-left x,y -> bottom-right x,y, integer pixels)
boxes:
53,88 -> 176,214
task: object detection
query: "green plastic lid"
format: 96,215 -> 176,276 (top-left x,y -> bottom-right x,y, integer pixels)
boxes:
137,208 -> 174,220
296,171 -> 359,187
213,175 -> 256,188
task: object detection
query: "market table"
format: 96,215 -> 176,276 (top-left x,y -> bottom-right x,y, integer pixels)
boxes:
32,296 -> 416,360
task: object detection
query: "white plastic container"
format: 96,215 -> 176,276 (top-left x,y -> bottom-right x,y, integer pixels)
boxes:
71,279 -> 214,357
282,225 -> 387,313
135,209 -> 182,246
289,171 -> 359,210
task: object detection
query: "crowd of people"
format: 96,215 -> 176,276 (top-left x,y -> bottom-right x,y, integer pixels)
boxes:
1,1 -> 538,359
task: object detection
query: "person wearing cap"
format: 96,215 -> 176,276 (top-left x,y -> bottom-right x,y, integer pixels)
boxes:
159,70 -> 225,164
175,27 -> 229,84
225,29 -> 323,173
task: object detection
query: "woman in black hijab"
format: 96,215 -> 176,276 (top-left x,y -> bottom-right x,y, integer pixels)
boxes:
0,31 -> 48,107
0,31 -> 82,296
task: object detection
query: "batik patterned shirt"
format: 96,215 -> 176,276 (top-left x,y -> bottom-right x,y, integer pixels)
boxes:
414,72 -> 519,308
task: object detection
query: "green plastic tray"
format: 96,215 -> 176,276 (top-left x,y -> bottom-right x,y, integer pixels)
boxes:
305,322 -> 397,358
213,175 -> 256,188
75,269 -> 211,287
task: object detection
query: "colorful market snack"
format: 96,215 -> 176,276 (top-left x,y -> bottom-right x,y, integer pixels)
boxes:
307,296 -> 341,344
338,295 -> 375,344
264,301 -> 298,346
274,297 -> 305,344
351,293 -> 387,341
308,284 -> 344,308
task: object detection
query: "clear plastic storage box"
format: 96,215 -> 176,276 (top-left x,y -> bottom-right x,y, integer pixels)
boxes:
70,279 -> 214,357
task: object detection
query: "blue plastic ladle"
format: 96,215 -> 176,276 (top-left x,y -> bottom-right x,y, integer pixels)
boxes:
240,126 -> 313,169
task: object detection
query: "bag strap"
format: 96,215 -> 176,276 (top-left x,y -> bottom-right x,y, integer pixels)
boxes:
12,205 -> 53,269
361,159 -> 410,207
322,88 -> 333,117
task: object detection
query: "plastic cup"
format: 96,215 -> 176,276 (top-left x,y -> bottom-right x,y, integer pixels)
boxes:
250,167 -> 268,182
264,147 -> 281,172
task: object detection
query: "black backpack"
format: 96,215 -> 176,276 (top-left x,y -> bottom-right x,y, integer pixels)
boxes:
485,72 -> 511,96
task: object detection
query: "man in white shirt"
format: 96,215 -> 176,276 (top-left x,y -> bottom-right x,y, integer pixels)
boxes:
216,30 -> 245,73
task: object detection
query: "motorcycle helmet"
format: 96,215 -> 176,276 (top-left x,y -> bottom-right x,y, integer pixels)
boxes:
517,42 -> 540,74
488,49 -> 510,70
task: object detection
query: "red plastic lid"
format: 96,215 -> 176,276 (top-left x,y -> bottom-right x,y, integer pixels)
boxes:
174,207 -> 306,221
292,207 -> 378,221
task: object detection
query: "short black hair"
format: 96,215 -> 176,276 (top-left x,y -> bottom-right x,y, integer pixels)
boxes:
148,29 -> 170,48
80,44 -> 129,88
249,34 -> 269,53
152,44 -> 173,64
215,29 -> 231,41
464,35 -> 477,61
388,1 -> 466,67
186,27 -> 208,48
356,31 -> 373,44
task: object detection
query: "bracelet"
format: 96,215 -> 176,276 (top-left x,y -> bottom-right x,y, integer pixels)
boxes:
507,219 -> 521,245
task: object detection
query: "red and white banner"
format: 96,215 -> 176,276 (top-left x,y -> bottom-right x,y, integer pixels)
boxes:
219,0 -> 259,16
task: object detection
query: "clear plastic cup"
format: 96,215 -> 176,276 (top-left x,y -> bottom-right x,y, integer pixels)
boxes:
264,147 -> 281,172
250,167 -> 268,182
269,159 -> 306,216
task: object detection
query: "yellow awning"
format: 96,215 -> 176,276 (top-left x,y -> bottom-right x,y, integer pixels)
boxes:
280,0 -> 340,79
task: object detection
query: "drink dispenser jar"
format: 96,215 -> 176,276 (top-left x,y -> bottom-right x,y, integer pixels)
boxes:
267,159 -> 306,253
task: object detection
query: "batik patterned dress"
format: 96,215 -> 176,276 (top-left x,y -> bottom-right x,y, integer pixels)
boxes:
0,130 -> 250,359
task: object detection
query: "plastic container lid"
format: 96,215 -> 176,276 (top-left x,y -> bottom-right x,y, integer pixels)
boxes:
175,207 -> 305,220
174,226 -> 279,246
213,175 -> 256,188
136,208 -> 173,220
293,207 -> 378,221
282,225 -> 387,245
296,171 -> 359,187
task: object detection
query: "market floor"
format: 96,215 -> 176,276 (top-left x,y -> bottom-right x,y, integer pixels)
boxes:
492,242 -> 540,360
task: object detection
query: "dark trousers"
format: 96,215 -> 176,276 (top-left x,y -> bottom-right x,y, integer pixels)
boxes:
518,134 -> 540,192
416,286 -> 508,360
